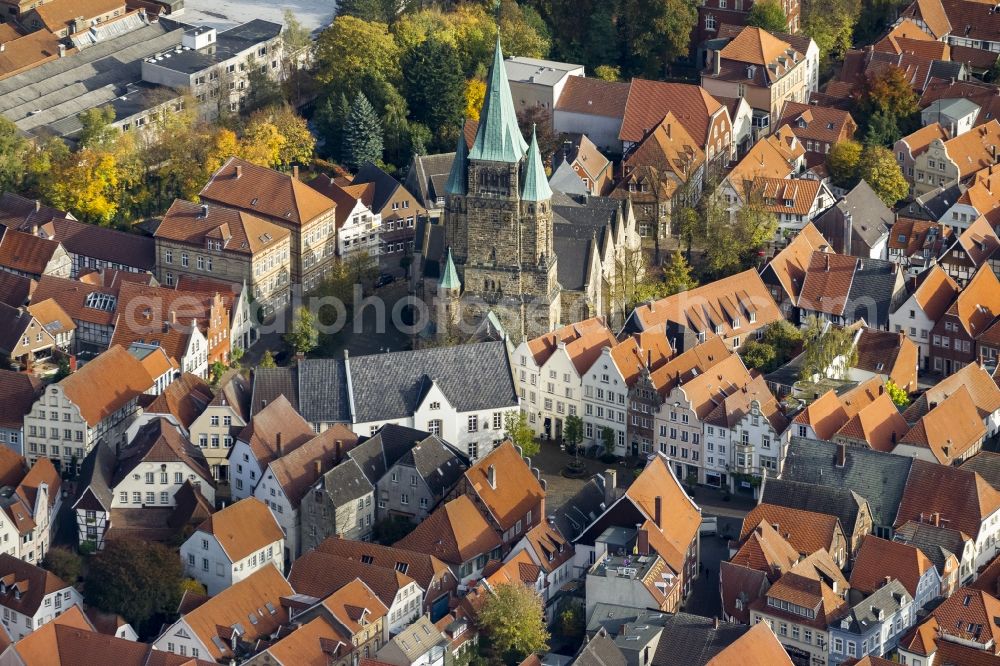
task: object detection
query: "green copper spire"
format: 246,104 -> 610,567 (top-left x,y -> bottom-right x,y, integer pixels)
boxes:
439,248 -> 461,291
520,125 -> 552,202
469,37 -> 528,163
444,125 -> 468,195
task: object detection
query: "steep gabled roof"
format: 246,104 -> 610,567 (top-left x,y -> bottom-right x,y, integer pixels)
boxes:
898,385 -> 986,463
910,264 -> 960,321
895,459 -> 1000,540
469,39 -> 528,163
849,535 -> 934,597
193,497 -> 283,562
60,346 -> 152,427
462,441 -> 544,533
394,495 -> 500,565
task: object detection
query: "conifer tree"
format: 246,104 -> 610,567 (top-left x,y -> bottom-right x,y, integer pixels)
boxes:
343,93 -> 384,171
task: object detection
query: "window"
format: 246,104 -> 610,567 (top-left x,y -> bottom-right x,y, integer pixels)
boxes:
467,416 -> 478,432
427,419 -> 442,435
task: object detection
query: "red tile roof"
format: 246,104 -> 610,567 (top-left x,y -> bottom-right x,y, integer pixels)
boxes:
849,535 -> 933,597
620,79 -> 725,147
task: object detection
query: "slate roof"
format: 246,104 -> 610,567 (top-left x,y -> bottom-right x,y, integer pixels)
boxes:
400,434 -> 469,498
0,369 -> 42,431
961,451 -> 1000,492
405,153 -> 455,209
838,578 -> 911,634
894,519 -> 969,574
346,341 -> 517,424
348,423 -> 435,485
297,358 -> 349,423
645,612 -> 750,665
352,162 -> 406,213
318,459 -> 373,508
759,477 -> 868,541
782,437 -> 913,528
250,366 -> 298,415
574,629 -> 627,666
553,474 -> 611,541
72,441 -> 116,513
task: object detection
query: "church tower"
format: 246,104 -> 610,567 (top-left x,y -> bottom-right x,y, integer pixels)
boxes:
443,38 -> 560,340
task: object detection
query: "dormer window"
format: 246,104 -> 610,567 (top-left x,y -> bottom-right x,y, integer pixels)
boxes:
429,402 -> 440,410
715,325 -> 723,335
732,318 -> 740,329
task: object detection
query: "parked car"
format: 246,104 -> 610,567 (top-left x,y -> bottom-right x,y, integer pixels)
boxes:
375,273 -> 395,288
699,516 -> 718,536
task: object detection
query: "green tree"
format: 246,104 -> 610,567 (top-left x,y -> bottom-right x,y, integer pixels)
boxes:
209,361 -> 227,385
740,340 -> 778,371
802,0 -> 858,62
478,583 -> 550,661
343,93 -> 384,171
504,411 -> 539,458
78,105 -> 118,150
315,16 -> 401,95
85,539 -> 184,634
0,117 -> 28,193
563,414 -> 583,453
285,306 -> 319,355
886,379 -> 911,407
268,105 -> 316,168
259,350 -> 277,368
864,108 -> 902,147
799,317 -> 858,382
338,0 -> 408,25
860,65 -> 919,123
245,64 -> 285,112
746,0 -> 787,32
559,603 -> 585,638
600,426 -> 616,457
857,144 -> 909,206
402,39 -> 466,139
593,64 -> 621,81
229,346 -> 244,369
619,0 -> 697,78
702,192 -> 777,275
827,140 -> 862,189
662,249 -> 698,295
42,547 -> 83,584
761,319 -> 803,363
314,92 -> 352,161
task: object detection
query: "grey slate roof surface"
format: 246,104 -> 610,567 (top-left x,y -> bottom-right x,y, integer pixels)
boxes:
894,520 -> 967,573
573,630 -> 627,666
74,441 -> 117,512
401,435 -> 469,497
960,452 -> 1000,492
346,341 -> 517,423
781,437 -> 913,528
297,358 -> 350,424
552,194 -> 621,291
0,303 -> 32,354
916,182 -> 966,220
554,475 -> 609,541
250,366 -> 298,416
405,153 -> 455,209
760,477 -> 868,539
839,579 -> 910,634
550,159 -> 590,195
651,612 -> 752,666
320,458 -> 373,507
349,424 -> 431,485
352,162 -> 403,213
845,257 -> 900,328
837,180 -> 893,247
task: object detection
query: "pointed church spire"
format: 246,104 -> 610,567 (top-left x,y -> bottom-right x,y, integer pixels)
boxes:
445,125 -> 468,195
439,248 -> 461,292
469,37 -> 528,163
521,125 -> 552,202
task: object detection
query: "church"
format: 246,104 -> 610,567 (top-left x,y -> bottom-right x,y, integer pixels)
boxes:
417,39 -> 642,341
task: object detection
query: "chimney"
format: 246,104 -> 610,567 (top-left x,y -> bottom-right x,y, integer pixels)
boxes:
235,165 -> 242,179
636,528 -> 650,555
0,44 -> 5,53
276,432 -> 283,456
200,204 -> 209,218
654,495 -> 662,528
68,355 -> 77,372
884,575 -> 891,588
168,310 -> 177,325
314,459 -> 322,481
713,617 -> 720,630
713,49 -> 722,76
34,200 -> 40,212
835,442 -> 846,467
603,469 -> 617,504
932,512 -> 940,527
487,464 -> 496,489
825,254 -> 830,272
293,165 -> 299,180
878,384 -> 884,396
891,430 -> 897,445
335,439 -> 343,461
58,44 -> 65,58
620,624 -> 628,637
